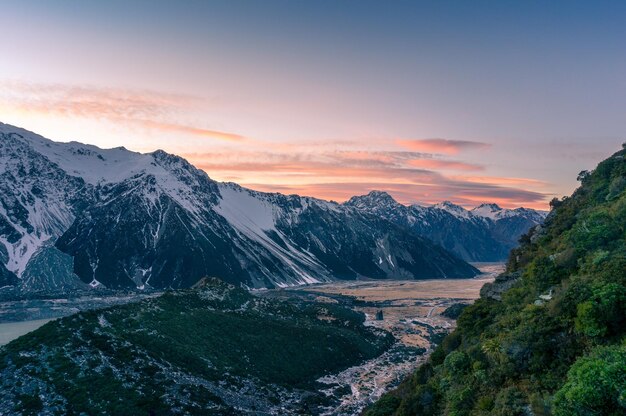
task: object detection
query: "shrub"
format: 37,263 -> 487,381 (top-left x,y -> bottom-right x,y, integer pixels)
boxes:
444,351 -> 470,376
491,387 -> 528,416
606,176 -> 626,200
553,345 -> 626,416
570,211 -> 619,250
444,386 -> 474,416
575,283 -> 626,338
365,395 -> 400,416
15,392 -> 43,415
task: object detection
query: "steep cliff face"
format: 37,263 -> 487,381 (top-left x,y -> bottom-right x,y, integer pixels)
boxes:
0,263 -> 17,288
0,126 -> 90,292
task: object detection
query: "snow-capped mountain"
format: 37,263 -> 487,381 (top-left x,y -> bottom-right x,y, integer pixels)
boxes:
346,191 -> 547,262
0,123 -> 479,292
470,203 -> 546,222
432,201 -> 473,219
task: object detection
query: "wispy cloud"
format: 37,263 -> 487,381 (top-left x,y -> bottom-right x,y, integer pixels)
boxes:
242,181 -> 547,209
136,119 -> 244,141
0,80 -> 245,141
184,149 -> 479,172
448,175 -> 548,187
407,159 -> 484,171
396,138 -> 491,154
186,149 -> 476,178
183,147 -> 549,209
0,80 -> 548,208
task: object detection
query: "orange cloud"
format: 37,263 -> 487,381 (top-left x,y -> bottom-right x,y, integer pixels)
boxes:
407,159 -> 484,171
0,80 -> 548,208
449,175 -> 548,187
194,160 -> 438,182
242,181 -> 548,210
397,138 -> 491,155
184,148 -> 549,209
136,119 -> 244,141
0,81 -> 245,142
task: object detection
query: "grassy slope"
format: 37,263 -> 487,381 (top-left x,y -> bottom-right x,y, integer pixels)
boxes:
367,146 -> 626,416
0,279 -> 392,415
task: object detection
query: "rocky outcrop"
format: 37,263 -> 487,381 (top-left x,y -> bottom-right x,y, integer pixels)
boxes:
480,271 -> 522,300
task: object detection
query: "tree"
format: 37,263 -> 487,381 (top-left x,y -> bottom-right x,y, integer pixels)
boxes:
577,170 -> 591,182
549,197 -> 563,210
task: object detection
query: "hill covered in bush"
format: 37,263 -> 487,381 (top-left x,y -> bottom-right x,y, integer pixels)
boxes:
367,146 -> 626,416
0,278 -> 393,415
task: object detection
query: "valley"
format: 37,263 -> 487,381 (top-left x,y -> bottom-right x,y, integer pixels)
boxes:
0,124 -> 544,414
1,3 -> 622,414
0,266 -> 498,414
263,263 -> 503,414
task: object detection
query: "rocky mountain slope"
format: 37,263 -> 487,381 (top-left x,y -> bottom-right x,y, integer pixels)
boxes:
0,278 -> 394,415
346,191 -> 546,262
366,146 -> 626,415
0,123 -> 478,292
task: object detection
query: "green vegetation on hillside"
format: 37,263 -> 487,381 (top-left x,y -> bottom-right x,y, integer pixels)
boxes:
0,278 -> 392,415
367,146 -> 626,416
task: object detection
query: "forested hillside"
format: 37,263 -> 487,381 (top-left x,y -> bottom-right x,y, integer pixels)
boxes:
367,145 -> 626,416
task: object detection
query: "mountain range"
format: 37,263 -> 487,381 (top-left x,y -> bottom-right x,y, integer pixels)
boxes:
347,191 -> 546,262
0,123 -> 542,293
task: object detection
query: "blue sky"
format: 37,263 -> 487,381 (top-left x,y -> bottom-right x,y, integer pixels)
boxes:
1,1 -> 625,208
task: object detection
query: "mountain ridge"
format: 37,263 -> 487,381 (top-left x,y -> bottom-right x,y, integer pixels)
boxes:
0,122 -> 479,292
346,191 -> 547,262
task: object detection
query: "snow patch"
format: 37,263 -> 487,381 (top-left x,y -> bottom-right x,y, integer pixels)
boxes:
432,201 -> 471,219
214,185 -> 277,232
97,314 -> 111,328
89,278 -> 103,288
214,184 -> 325,285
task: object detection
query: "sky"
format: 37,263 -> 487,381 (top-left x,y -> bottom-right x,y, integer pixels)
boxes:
1,1 -> 625,209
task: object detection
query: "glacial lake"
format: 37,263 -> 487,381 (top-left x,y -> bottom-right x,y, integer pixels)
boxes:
0,318 -> 54,346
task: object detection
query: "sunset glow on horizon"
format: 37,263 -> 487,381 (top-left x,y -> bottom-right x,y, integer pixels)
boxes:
2,1 -> 626,210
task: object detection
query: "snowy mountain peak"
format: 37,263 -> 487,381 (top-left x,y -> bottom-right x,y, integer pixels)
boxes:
432,201 -> 471,218
346,191 -> 399,210
476,203 -> 502,211
366,190 -> 395,200
470,203 -> 504,219
1,123 -> 216,212
470,203 -> 548,221
1,123 -> 200,188
346,196 -> 547,262
511,207 -> 549,222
